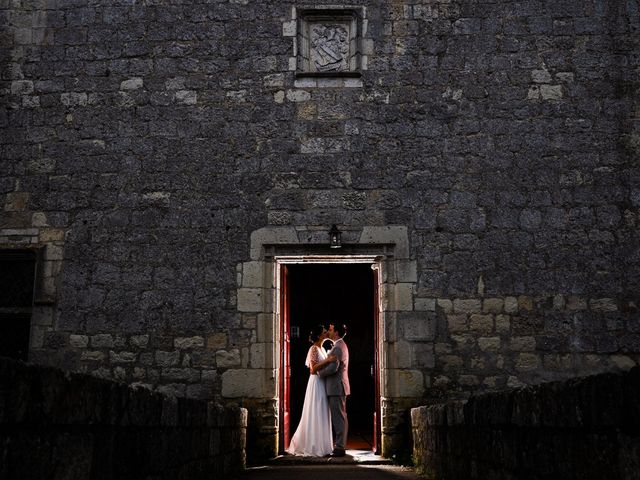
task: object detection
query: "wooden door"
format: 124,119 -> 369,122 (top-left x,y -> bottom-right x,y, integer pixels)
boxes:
372,264 -> 381,454
279,264 -> 291,452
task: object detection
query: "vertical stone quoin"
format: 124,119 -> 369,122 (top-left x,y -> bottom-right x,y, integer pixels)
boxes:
0,0 -> 638,462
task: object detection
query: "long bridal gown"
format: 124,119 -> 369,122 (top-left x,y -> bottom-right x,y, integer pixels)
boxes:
285,345 -> 333,456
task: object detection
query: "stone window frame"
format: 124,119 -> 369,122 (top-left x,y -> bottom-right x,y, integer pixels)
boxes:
0,233 -> 62,358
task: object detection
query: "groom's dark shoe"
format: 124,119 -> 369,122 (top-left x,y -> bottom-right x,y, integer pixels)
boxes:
330,448 -> 346,457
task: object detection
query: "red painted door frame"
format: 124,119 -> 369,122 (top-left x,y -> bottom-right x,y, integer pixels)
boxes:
278,259 -> 381,454
372,264 -> 382,454
279,264 -> 291,451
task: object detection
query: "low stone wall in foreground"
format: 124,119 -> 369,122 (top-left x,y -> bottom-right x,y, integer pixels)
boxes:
412,367 -> 640,480
0,357 -> 247,480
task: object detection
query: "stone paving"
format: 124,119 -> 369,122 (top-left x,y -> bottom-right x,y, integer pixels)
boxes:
234,465 -> 423,480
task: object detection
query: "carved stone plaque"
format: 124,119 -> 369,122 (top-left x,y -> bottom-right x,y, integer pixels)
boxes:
297,10 -> 360,76
310,23 -> 350,72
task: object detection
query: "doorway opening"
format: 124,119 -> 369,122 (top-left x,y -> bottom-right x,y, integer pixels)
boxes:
278,259 -> 381,454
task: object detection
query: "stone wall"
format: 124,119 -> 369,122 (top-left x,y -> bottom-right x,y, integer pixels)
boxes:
0,357 -> 247,480
1,0 -> 639,460
411,367 -> 640,479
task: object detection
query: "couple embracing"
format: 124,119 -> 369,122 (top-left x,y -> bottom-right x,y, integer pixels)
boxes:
286,323 -> 350,457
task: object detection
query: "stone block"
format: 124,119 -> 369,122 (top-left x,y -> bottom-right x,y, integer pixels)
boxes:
60,92 -> 88,106
589,298 -> 618,312
81,350 -> 105,362
109,351 -> 137,363
155,350 -> 180,367
531,69 -> 552,83
483,298 -> 504,313
250,227 -> 299,259
91,334 -> 114,348
263,73 -> 284,88
226,90 -> 247,102
282,20 -> 296,36
441,355 -> 464,373
207,332 -> 228,350
174,336 -> 205,349
242,261 -> 264,288
415,297 -> 436,311
447,314 -> 467,333
161,367 -> 200,383
567,296 -> 587,310
518,296 -> 534,311
510,336 -> 536,351
504,297 -> 518,313
515,353 -> 541,371
469,314 -> 494,334
4,192 -> 29,211
387,369 -> 424,398
216,349 -> 241,368
496,314 -> 511,334
453,299 -> 481,313
540,84 -> 563,100
11,80 -> 34,95
130,335 -> 149,348
286,89 -> 311,102
437,298 -> 453,313
478,337 -> 501,352
222,369 -> 272,398
611,355 -> 636,370
39,228 -> 65,242
45,244 -> 64,261
175,90 -> 197,105
412,343 -> 435,368
69,335 -> 89,348
120,77 -> 143,90
237,288 -> 264,312
391,283 -> 414,311
360,226 -> 409,258
393,341 -> 412,368
250,343 -> 267,369
396,259 -> 418,282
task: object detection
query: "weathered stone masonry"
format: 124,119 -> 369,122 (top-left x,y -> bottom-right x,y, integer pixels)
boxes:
1,0 -> 638,460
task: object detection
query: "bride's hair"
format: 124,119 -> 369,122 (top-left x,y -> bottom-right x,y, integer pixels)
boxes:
308,324 -> 325,343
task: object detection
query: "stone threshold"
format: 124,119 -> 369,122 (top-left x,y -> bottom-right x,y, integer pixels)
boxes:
269,449 -> 392,466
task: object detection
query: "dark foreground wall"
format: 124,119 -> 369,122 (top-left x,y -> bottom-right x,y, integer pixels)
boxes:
0,357 -> 247,480
411,367 -> 640,480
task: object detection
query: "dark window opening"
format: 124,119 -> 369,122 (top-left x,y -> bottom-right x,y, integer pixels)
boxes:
0,250 -> 36,361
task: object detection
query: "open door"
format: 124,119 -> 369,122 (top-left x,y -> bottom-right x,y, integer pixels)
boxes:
372,263 -> 381,454
279,264 -> 291,452
282,262 -> 378,452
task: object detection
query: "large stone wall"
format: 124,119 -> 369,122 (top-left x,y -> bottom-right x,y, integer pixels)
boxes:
0,357 -> 247,480
411,367 -> 640,479
1,0 -> 638,459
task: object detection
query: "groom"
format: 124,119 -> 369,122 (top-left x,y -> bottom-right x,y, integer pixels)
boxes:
318,323 -> 350,457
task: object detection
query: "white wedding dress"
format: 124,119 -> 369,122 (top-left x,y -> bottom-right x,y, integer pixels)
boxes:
285,345 -> 333,456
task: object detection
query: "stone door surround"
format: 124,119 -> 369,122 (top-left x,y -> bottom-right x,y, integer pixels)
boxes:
233,225 -> 415,456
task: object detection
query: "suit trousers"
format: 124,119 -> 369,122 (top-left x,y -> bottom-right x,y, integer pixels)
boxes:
328,395 -> 348,450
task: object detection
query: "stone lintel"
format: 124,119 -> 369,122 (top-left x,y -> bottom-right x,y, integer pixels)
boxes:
359,226 -> 409,258
250,227 -> 300,260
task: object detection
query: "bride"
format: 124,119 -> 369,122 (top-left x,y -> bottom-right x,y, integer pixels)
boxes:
286,324 -> 336,456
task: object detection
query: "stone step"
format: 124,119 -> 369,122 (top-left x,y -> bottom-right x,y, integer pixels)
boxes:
269,449 -> 393,466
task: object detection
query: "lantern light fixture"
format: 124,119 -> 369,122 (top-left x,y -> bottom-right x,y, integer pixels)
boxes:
329,224 -> 342,249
